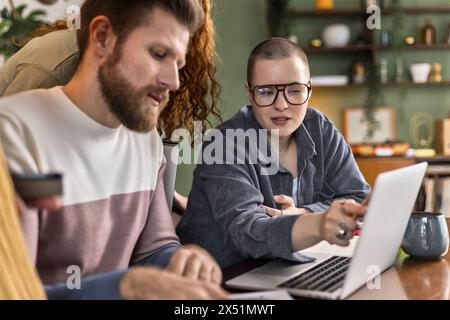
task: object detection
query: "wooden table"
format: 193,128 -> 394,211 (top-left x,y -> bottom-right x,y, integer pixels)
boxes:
223,218 -> 450,300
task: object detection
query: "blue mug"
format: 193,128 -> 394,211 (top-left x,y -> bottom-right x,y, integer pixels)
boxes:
401,212 -> 449,260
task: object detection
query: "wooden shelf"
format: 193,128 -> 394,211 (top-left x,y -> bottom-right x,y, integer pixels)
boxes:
416,155 -> 450,163
289,9 -> 366,17
377,43 -> 450,51
387,81 -> 450,87
313,84 -> 363,89
289,6 -> 450,17
313,81 -> 450,89
304,44 -> 450,54
400,6 -> 450,14
404,43 -> 450,50
426,166 -> 450,176
304,45 -> 374,53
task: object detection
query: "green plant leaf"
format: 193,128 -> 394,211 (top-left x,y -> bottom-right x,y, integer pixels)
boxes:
1,7 -> 11,20
15,4 -> 27,17
0,19 -> 12,33
26,10 -> 47,20
0,4 -> 48,58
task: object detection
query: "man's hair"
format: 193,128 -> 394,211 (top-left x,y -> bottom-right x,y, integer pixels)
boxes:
247,37 -> 310,85
77,0 -> 204,60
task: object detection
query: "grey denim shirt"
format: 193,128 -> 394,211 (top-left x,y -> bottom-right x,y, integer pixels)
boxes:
177,106 -> 370,268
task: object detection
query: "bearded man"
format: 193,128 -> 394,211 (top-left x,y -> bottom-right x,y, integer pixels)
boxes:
0,0 -> 227,300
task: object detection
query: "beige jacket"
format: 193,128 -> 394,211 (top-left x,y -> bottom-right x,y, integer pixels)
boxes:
0,29 -> 79,97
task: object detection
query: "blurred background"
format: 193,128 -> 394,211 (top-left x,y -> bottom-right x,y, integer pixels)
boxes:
0,0 -> 449,215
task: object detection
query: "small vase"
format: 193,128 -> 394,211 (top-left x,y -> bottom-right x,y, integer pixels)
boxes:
422,18 -> 436,45
361,0 -> 384,10
315,0 -> 334,10
322,24 -> 351,48
401,212 -> 449,260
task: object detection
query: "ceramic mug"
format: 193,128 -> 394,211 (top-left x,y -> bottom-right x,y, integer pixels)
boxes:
401,212 -> 449,260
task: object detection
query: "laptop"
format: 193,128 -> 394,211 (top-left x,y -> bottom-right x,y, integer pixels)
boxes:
226,162 -> 428,300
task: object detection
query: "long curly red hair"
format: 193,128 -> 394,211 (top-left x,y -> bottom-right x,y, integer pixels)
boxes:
23,0 -> 222,140
160,0 -> 222,140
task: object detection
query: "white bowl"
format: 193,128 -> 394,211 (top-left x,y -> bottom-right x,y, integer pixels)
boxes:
409,63 -> 431,83
322,24 -> 351,48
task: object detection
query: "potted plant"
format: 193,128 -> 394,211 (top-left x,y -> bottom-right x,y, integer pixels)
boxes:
0,0 -> 48,59
360,0 -> 408,142
362,61 -> 383,142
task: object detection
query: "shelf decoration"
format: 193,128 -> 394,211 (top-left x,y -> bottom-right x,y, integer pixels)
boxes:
410,112 -> 434,149
362,62 -> 384,140
267,0 -> 290,37
343,107 -> 396,145
315,0 -> 334,11
404,36 -> 416,46
421,18 -> 436,45
429,63 -> 443,83
362,0 -> 403,140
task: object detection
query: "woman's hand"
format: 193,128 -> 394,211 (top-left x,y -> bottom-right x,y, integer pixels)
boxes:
319,199 -> 367,246
261,194 -> 310,217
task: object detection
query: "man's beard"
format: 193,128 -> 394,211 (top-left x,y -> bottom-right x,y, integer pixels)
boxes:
98,47 -> 169,133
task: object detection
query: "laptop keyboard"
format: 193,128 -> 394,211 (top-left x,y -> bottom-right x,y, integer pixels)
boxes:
279,256 -> 351,293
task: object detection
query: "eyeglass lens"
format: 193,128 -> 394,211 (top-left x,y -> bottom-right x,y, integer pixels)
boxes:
253,83 -> 310,107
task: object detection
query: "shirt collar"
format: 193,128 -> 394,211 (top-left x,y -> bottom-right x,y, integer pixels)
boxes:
294,121 -> 317,161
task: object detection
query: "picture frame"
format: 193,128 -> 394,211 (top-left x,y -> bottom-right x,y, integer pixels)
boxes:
342,107 -> 397,144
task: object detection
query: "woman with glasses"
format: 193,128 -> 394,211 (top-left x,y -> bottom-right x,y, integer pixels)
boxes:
177,38 -> 370,269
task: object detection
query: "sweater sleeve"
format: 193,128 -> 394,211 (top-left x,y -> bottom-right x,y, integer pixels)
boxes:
192,161 -> 314,264
47,242 -> 180,300
133,242 -> 179,268
131,161 -> 180,263
45,269 -> 126,300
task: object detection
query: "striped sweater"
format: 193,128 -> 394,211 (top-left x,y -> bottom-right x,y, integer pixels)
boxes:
0,87 -> 179,286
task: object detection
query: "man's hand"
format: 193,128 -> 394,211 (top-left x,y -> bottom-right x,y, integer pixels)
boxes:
119,267 -> 229,300
25,197 -> 61,211
261,195 -> 311,217
319,199 -> 367,247
166,244 -> 222,285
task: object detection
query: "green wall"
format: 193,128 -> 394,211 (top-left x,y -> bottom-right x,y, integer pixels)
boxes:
175,0 -> 450,196
287,0 -> 450,139
175,0 -> 267,196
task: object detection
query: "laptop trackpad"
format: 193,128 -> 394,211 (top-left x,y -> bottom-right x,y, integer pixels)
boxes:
226,252 -> 332,291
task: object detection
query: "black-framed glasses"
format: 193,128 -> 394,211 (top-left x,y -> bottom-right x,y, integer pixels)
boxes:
250,82 -> 312,107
